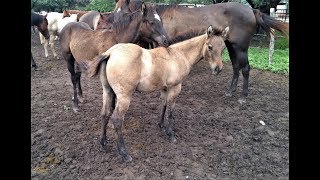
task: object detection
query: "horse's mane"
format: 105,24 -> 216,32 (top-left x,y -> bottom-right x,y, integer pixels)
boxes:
31,11 -> 45,26
169,27 -> 225,45
110,10 -> 142,33
155,4 -> 186,16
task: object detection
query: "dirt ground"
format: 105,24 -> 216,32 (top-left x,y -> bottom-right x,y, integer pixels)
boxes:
31,31 -> 289,180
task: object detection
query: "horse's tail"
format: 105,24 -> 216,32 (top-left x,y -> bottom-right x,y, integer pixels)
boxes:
86,54 -> 110,78
252,9 -> 289,39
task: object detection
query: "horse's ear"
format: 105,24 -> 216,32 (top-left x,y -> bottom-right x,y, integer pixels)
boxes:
126,0 -> 130,4
222,26 -> 230,40
207,25 -> 213,36
141,2 -> 146,15
115,0 -> 119,3
100,13 -> 104,19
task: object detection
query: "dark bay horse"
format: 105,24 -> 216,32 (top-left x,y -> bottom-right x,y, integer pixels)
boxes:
85,25 -> 229,162
59,2 -> 169,113
115,0 -> 289,104
31,11 -> 50,70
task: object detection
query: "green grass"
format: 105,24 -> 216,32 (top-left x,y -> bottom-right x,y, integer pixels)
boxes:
222,46 -> 289,74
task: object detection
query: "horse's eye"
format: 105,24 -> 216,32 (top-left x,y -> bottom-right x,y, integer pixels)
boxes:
208,44 -> 213,51
149,21 -> 154,25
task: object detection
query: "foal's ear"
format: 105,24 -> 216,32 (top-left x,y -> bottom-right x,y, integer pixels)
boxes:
222,26 -> 230,40
207,25 -> 213,36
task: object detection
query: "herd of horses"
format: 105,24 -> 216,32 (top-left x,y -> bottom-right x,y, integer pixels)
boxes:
31,0 -> 289,162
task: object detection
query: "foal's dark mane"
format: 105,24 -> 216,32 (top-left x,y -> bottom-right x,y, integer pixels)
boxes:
169,27 -> 224,45
110,10 -> 142,33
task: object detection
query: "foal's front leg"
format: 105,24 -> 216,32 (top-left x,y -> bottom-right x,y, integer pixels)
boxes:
164,84 -> 182,143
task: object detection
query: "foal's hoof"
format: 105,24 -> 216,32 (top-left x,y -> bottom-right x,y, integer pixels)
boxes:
72,106 -> 80,113
122,155 -> 133,163
238,97 -> 247,105
169,136 -> 177,143
107,122 -> 114,129
100,141 -> 108,152
225,91 -> 232,97
158,122 -> 164,129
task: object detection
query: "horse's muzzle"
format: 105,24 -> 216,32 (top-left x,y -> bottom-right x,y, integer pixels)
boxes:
212,66 -> 222,75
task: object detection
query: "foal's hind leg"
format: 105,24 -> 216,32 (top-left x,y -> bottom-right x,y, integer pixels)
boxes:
99,61 -> 116,151
164,84 -> 182,143
63,53 -> 80,112
75,63 -> 84,103
111,94 -> 133,162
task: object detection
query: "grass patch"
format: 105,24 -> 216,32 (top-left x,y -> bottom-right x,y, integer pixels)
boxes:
222,46 -> 289,74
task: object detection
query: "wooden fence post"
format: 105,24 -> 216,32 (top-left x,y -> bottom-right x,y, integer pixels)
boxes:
269,8 -> 275,65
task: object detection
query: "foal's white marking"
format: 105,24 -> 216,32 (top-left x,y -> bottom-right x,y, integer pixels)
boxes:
154,13 -> 161,21
117,8 -> 121,13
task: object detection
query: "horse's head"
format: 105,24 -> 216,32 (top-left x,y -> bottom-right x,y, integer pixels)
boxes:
139,2 -> 169,47
114,0 -> 169,47
203,25 -> 229,75
96,13 -> 114,30
38,14 -> 50,40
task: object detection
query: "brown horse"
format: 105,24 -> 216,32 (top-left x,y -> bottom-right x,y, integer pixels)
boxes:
85,25 -> 229,162
115,0 -> 289,104
59,2 -> 169,113
31,11 -> 50,70
79,11 -> 113,30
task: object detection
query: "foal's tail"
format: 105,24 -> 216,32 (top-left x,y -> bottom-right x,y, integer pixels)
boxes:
253,9 -> 289,39
86,52 -> 111,78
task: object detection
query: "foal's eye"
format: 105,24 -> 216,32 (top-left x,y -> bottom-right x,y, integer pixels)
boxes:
149,21 -> 154,25
208,44 -> 213,51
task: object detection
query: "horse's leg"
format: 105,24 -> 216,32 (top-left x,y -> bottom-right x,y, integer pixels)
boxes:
40,33 -> 49,58
225,41 -> 240,97
158,89 -> 167,129
111,94 -> 133,162
63,53 -> 80,112
164,83 -> 181,143
31,52 -> 39,71
99,61 -> 116,151
49,34 -> 59,59
74,62 -> 84,103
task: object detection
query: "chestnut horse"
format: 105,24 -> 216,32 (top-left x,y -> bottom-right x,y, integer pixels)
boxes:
85,25 -> 229,162
59,2 -> 169,113
115,0 -> 289,104
31,11 -> 50,70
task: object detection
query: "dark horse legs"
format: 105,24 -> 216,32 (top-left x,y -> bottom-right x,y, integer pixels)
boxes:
64,53 -> 81,112
31,52 -> 39,71
225,41 -> 250,104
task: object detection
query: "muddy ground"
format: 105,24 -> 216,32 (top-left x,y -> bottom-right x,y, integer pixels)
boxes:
31,31 -> 289,180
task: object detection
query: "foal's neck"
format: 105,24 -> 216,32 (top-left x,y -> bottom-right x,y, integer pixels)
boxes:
170,34 -> 206,66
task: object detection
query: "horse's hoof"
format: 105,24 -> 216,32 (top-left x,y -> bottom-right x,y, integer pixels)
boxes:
107,122 -> 114,129
158,122 -> 164,129
238,97 -> 247,105
225,92 -> 232,97
72,106 -> 80,113
170,136 -> 177,143
122,155 -> 133,162
100,141 -> 108,152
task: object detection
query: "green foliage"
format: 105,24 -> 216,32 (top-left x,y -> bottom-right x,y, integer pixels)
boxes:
83,0 -> 116,12
274,36 -> 288,50
222,46 -> 289,74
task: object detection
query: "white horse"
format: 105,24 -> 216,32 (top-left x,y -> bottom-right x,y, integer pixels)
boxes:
39,12 -> 77,59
